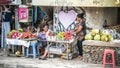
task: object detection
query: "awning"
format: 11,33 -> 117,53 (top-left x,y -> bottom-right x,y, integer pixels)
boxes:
0,0 -> 11,5
32,0 -> 120,7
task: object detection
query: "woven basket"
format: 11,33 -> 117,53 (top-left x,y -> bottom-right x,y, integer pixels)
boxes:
107,25 -> 120,33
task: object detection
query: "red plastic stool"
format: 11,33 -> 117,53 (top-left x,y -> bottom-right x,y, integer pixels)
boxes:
103,49 -> 116,68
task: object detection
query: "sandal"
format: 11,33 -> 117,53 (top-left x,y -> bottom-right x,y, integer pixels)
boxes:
77,55 -> 83,60
77,55 -> 81,58
38,56 -> 46,60
78,56 -> 83,60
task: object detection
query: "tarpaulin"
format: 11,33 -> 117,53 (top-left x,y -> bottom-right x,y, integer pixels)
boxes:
0,0 -> 11,4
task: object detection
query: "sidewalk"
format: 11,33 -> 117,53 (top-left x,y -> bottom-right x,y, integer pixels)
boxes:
0,50 -> 120,68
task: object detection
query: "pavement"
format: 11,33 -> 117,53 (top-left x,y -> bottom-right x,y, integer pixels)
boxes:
0,50 -> 120,68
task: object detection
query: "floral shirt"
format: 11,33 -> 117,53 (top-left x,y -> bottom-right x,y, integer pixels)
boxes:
75,20 -> 86,40
37,32 -> 46,41
37,29 -> 52,47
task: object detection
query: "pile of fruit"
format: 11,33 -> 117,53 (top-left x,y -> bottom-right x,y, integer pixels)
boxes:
20,32 -> 36,39
57,31 -> 74,40
7,29 -> 36,39
18,28 -> 23,32
57,32 -> 65,40
7,30 -> 20,39
15,51 -> 21,57
85,29 -> 114,42
64,31 -> 74,40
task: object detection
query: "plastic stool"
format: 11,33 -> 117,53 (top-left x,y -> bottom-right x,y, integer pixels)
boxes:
103,49 -> 115,68
26,42 -> 40,59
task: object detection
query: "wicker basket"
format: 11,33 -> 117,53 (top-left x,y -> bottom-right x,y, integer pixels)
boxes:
107,25 -> 120,33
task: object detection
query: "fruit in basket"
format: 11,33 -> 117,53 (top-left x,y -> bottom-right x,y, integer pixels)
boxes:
7,30 -> 19,38
11,30 -> 16,33
101,30 -> 109,35
101,35 -> 108,42
18,28 -> 23,32
57,35 -> 64,40
64,35 -> 73,40
85,29 -> 114,42
7,32 -> 12,38
57,31 -> 74,40
20,32 -> 29,39
31,34 -> 37,38
64,31 -> 74,40
11,31 -> 20,39
20,32 -> 37,39
92,29 -> 99,34
108,34 -> 113,41
94,34 -> 100,41
57,32 -> 65,40
91,32 -> 96,36
85,34 -> 93,40
100,33 -> 113,42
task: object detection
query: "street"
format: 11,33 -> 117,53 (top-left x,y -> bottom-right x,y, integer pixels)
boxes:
0,52 -> 120,68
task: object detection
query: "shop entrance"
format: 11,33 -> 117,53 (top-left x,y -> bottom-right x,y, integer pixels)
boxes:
117,7 -> 120,24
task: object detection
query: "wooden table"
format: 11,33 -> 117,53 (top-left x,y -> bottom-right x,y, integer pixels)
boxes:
82,40 -> 120,65
47,39 -> 77,60
5,38 -> 37,56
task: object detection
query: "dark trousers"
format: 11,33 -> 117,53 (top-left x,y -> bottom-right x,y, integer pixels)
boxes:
77,39 -> 84,56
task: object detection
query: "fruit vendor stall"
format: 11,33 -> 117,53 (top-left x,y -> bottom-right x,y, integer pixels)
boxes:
82,27 -> 120,65
44,7 -> 81,60
5,29 -> 37,56
6,38 -> 30,56
46,31 -> 77,60
1,4 -> 120,62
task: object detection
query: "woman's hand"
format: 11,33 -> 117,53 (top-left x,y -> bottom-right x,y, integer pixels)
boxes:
37,27 -> 40,32
36,27 -> 40,36
48,32 -> 54,36
71,31 -> 75,35
72,25 -> 82,35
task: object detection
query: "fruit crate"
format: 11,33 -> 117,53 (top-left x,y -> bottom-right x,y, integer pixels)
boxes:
47,37 -> 78,60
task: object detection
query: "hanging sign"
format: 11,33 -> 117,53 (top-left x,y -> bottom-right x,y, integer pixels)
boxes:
18,7 -> 28,20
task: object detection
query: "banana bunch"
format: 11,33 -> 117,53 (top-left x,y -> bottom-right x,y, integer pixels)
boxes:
18,28 -> 23,32
57,32 -> 65,40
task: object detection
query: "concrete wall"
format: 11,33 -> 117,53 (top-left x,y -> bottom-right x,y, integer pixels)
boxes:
39,7 -> 118,29
103,8 -> 118,26
83,7 -> 118,29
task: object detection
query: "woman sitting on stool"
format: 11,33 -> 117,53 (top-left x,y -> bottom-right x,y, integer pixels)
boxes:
37,23 -> 53,60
